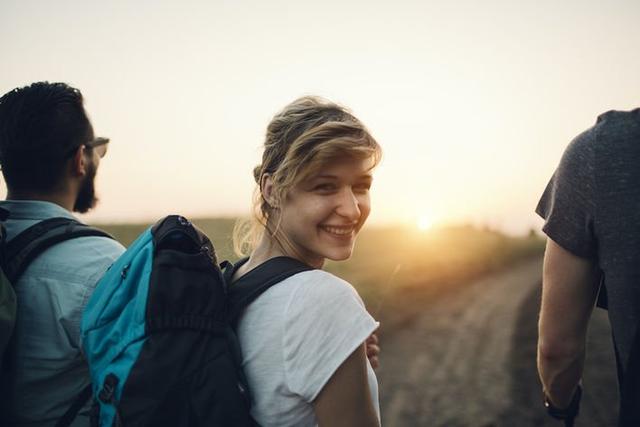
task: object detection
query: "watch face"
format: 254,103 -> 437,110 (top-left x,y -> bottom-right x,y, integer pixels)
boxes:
543,392 -> 552,408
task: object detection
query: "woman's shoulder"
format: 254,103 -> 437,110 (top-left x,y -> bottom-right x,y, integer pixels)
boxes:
278,270 -> 371,329
279,269 -> 378,402
283,269 -> 365,306
288,269 -> 351,288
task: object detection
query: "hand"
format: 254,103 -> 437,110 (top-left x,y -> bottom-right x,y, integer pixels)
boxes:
365,330 -> 380,370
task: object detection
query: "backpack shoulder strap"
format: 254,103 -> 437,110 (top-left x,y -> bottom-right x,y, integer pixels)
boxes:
0,207 -> 9,222
226,256 -> 313,322
4,217 -> 114,284
53,384 -> 93,427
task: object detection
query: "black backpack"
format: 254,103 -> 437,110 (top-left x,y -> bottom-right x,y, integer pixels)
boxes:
79,215 -> 311,427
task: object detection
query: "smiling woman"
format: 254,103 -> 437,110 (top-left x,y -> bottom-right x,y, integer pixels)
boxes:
228,96 -> 382,427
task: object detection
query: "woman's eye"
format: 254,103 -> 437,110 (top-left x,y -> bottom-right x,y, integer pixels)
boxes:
314,183 -> 336,192
354,183 -> 371,192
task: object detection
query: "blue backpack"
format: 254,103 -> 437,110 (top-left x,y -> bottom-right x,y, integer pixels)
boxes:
79,215 -> 310,427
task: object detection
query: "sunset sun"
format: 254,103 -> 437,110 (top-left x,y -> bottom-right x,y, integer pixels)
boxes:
417,215 -> 433,231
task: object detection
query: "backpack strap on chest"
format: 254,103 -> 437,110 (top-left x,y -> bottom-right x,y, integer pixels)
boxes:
4,217 -> 114,284
226,256 -> 313,323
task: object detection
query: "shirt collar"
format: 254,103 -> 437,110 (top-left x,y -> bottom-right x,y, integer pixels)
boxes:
0,200 -> 77,221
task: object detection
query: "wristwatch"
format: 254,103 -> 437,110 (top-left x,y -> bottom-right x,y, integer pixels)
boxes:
543,384 -> 582,420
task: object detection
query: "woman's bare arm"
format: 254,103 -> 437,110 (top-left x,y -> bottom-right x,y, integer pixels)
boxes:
313,343 -> 379,427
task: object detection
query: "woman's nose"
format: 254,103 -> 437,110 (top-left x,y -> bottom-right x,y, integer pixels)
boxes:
335,188 -> 361,220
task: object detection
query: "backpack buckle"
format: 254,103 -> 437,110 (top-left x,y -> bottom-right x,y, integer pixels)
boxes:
98,373 -> 119,404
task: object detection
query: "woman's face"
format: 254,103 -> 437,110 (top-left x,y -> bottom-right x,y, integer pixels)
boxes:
274,156 -> 374,268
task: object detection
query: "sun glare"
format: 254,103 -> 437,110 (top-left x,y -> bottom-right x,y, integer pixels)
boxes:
417,216 -> 433,231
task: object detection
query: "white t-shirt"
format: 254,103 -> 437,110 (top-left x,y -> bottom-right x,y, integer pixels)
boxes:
235,269 -> 380,427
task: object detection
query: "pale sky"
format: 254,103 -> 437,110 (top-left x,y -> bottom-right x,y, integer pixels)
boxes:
1,0 -> 639,234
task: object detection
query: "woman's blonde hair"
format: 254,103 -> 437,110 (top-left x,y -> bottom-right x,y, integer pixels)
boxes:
233,96 -> 382,256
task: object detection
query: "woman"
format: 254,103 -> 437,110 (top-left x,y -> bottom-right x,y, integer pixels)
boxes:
231,96 -> 382,427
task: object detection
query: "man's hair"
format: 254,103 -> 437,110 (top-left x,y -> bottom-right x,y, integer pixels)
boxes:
0,82 -> 92,192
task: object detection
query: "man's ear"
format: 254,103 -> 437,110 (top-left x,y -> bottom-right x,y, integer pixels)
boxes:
70,145 -> 88,177
261,173 -> 277,208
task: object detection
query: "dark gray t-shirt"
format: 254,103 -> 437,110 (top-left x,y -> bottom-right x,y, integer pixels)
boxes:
536,108 -> 640,383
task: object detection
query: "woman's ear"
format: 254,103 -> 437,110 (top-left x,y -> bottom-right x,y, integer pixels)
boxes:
261,173 -> 277,208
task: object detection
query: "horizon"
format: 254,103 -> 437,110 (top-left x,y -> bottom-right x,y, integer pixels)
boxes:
91,214 -> 542,239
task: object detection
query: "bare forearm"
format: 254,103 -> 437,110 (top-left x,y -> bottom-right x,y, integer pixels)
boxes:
537,238 -> 599,407
537,345 -> 585,407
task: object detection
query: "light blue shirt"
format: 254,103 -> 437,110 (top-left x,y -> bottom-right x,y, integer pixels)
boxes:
0,200 -> 125,427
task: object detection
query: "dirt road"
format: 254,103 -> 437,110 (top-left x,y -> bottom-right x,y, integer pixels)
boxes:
377,256 -> 618,426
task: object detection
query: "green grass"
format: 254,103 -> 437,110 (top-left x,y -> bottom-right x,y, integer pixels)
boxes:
96,217 -> 238,260
329,225 -> 544,318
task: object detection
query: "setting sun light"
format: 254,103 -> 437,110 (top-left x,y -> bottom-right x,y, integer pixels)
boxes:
417,216 -> 433,231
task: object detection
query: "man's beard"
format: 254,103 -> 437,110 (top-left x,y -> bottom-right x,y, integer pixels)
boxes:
73,161 -> 99,213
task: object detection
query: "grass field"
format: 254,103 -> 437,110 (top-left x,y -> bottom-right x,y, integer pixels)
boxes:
97,218 -> 545,329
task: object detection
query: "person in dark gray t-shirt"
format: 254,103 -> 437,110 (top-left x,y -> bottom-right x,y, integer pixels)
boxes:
536,108 -> 640,426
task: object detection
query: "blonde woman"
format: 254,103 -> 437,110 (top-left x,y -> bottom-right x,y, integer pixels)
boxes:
228,96 -> 382,426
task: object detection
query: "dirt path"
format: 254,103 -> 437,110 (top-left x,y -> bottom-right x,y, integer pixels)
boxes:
377,256 -> 618,426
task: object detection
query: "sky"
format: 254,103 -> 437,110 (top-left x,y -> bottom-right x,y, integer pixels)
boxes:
1,0 -> 639,234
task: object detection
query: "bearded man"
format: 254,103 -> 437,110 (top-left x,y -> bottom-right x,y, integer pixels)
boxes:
0,82 -> 124,427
